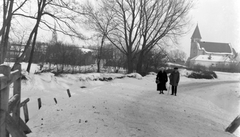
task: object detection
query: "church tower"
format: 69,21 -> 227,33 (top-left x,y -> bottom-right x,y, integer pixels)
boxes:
190,24 -> 202,59
51,22 -> 58,44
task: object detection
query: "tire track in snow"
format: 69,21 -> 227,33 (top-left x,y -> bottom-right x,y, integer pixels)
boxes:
120,80 -> 239,137
179,80 -> 239,93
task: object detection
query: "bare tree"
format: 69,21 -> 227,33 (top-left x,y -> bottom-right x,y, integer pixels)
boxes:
168,49 -> 187,64
136,0 -> 193,73
145,47 -> 168,71
87,0 -> 143,73
0,0 -> 18,63
81,1 -> 116,72
108,0 -> 144,73
7,0 -> 85,72
83,0 -> 192,73
96,35 -> 106,72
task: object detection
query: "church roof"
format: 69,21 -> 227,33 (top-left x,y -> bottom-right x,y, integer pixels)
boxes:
199,41 -> 232,53
191,25 -> 202,39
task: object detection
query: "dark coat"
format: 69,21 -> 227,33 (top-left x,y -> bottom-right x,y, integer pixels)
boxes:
156,71 -> 168,91
169,71 -> 180,86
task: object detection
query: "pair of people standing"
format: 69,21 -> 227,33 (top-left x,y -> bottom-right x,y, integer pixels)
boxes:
156,67 -> 180,96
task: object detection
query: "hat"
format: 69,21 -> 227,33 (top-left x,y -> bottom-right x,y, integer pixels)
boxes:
174,67 -> 178,69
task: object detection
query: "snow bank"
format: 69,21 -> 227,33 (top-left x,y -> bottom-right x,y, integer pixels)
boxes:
14,66 -> 239,137
23,72 -> 239,137
126,73 -> 142,79
5,62 -> 40,73
148,72 -> 157,75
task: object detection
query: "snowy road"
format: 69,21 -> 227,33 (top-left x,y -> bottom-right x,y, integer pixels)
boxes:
179,80 -> 240,116
115,79 -> 239,137
25,73 -> 239,137
179,80 -> 239,92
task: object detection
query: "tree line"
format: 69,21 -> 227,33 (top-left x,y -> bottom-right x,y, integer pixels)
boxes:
0,0 -> 85,72
24,42 -> 95,72
0,0 -> 192,73
81,0 -> 192,73
6,40 -> 186,74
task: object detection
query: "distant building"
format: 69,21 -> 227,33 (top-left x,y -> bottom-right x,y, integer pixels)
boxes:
50,22 -> 58,44
189,25 -> 237,68
6,43 -> 25,62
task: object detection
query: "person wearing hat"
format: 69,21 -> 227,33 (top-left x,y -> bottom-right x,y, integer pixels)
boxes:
156,67 -> 168,94
169,67 -> 180,96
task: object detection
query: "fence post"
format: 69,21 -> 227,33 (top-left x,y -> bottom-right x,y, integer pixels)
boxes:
225,115 -> 240,134
54,98 -> 57,104
23,104 -> 29,123
12,63 -> 21,126
38,98 -> 42,109
0,65 -> 11,137
67,89 -> 71,97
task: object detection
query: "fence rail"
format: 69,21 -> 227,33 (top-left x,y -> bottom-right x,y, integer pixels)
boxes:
0,63 -> 31,137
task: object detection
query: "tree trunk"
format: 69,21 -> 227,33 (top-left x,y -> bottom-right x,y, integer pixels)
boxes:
97,59 -> 101,73
26,31 -> 38,72
49,63 -> 51,70
0,0 -> 14,63
12,25 -> 37,71
72,65 -> 75,74
136,51 -> 144,74
97,35 -> 105,73
26,0 -> 45,72
61,64 -> 64,72
127,54 -> 134,73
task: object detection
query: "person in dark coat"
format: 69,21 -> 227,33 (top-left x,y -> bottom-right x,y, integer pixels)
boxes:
156,67 -> 168,94
169,67 -> 180,96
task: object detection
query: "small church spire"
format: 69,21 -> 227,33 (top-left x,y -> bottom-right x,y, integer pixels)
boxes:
51,22 -> 58,44
191,24 -> 201,40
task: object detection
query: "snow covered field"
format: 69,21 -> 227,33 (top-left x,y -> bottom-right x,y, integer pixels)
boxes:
8,63 -> 240,137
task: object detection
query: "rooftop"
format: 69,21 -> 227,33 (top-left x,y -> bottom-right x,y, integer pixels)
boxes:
199,41 -> 232,53
191,25 -> 202,39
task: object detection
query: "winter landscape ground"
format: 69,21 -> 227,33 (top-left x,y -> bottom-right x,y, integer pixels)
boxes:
8,63 -> 240,137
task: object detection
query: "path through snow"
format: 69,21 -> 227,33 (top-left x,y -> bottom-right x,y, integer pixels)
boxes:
21,73 -> 240,137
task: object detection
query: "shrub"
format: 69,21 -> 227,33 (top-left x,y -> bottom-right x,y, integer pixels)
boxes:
99,77 -> 113,81
138,71 -> 148,77
187,70 -> 217,79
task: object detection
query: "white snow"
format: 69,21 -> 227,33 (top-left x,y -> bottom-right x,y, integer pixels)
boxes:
191,55 -> 231,62
166,62 -> 187,68
80,48 -> 94,53
6,63 -> 240,137
126,73 -> 143,79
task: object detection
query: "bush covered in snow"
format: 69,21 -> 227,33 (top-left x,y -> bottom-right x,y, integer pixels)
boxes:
187,70 -> 217,79
148,72 -> 157,75
183,64 -> 218,79
99,77 -> 113,81
126,73 -> 142,79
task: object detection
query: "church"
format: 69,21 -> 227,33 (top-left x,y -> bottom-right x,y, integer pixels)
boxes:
189,25 -> 237,69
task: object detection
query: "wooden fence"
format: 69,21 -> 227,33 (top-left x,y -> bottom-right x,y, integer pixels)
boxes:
225,114 -> 240,134
0,63 -> 31,137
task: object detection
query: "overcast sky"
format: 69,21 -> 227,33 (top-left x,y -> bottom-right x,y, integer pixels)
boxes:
35,0 -> 240,57
179,0 -> 240,56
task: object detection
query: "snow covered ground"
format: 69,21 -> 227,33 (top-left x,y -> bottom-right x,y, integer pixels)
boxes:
7,63 -> 240,137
